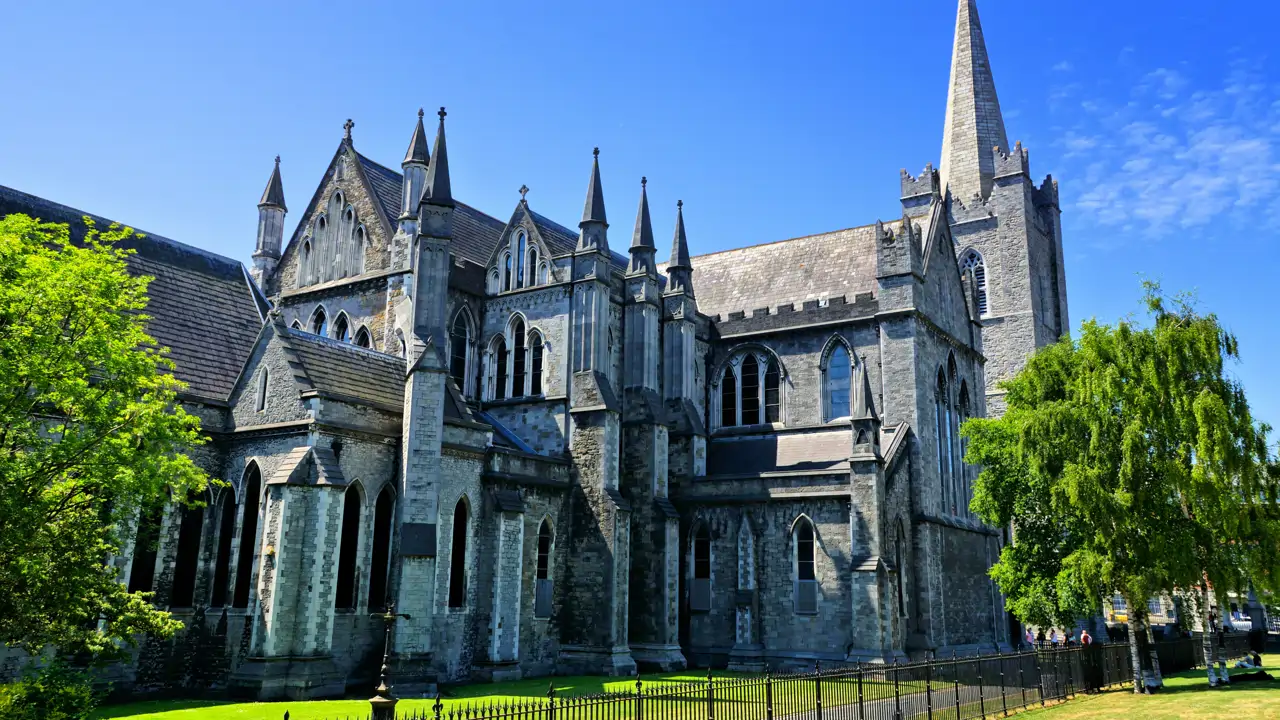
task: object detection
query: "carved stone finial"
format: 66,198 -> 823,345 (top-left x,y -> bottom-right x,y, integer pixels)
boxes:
520,184 -> 529,201
274,155 -> 280,165
593,146 -> 600,158
342,118 -> 354,141
438,106 -> 447,119
418,107 -> 424,118
677,199 -> 683,209
641,176 -> 647,187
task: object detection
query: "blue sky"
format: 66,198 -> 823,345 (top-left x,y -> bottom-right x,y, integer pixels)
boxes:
3,0 -> 1280,435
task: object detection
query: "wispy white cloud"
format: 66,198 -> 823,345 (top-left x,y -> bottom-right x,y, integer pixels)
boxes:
1050,59 -> 1280,239
1052,61 -> 1074,72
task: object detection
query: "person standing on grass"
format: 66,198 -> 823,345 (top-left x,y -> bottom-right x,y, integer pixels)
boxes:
1081,629 -> 1092,646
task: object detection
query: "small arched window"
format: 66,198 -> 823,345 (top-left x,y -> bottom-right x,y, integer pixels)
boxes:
691,524 -> 712,612
538,263 -> 550,285
290,320 -> 302,331
300,240 -> 313,287
961,250 -> 989,317
825,344 -> 852,421
335,485 -> 361,610
169,494 -> 204,607
448,499 -> 469,608
530,331 -> 544,396
396,329 -> 407,359
528,247 -> 540,286
503,253 -> 513,292
516,233 -> 527,288
311,307 -> 328,336
794,519 -> 818,614
210,490 -> 236,608
367,486 -> 394,610
958,382 -> 972,516
354,326 -> 372,349
896,521 -> 908,617
764,356 -> 781,423
740,354 -> 760,425
493,336 -> 509,401
354,226 -> 366,275
334,313 -> 350,342
935,370 -> 951,514
232,464 -> 262,608
127,504 -> 163,594
534,519 -> 554,618
511,317 -> 527,397
256,369 -> 268,413
719,365 -> 737,427
450,312 -> 471,395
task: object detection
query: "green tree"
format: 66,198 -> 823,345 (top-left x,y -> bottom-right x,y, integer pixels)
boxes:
0,214 -> 209,658
963,283 -> 1277,691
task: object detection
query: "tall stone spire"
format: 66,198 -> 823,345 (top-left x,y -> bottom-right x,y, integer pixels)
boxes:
400,109 -> 430,221
252,156 -> 286,289
938,0 -> 1010,203
422,107 -> 453,207
627,177 -> 656,276
577,148 -> 608,251
258,155 -> 286,211
403,108 -> 430,166
665,200 -> 693,297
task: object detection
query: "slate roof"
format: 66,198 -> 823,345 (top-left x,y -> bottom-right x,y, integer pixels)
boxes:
267,445 -> 347,487
707,429 -> 852,476
355,153 -> 505,267
0,184 -> 265,402
283,328 -> 405,411
658,223 -> 886,322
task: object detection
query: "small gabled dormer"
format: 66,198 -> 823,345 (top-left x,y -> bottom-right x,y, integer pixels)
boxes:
486,198 -> 557,295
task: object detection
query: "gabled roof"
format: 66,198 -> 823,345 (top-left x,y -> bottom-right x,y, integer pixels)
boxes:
657,222 -> 888,321
0,184 -> 264,402
707,429 -> 852,477
282,327 -> 406,411
267,445 -> 347,487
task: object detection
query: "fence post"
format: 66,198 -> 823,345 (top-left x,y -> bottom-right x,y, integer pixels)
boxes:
814,660 -> 823,720
707,667 -> 715,720
765,666 -> 774,720
952,651 -> 961,720
635,679 -> 644,720
1018,650 -> 1028,708
547,683 -> 556,720
978,655 -> 987,719
890,655 -> 901,717
856,662 -> 865,720
433,692 -> 443,720
925,655 -> 934,720
1034,649 -> 1044,706
999,653 -> 1008,717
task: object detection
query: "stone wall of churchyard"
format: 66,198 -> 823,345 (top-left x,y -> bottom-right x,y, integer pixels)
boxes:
683,494 -> 852,668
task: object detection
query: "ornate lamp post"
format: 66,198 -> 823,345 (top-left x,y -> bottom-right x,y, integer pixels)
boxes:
369,605 -> 412,720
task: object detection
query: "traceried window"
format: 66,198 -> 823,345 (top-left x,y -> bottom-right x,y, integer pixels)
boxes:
354,326 -> 372,349
717,349 -> 785,428
530,331 -> 545,396
794,518 -> 817,614
691,524 -> 712,613
449,312 -> 471,394
534,520 -> 553,618
448,499 -> 469,608
311,307 -> 328,336
824,343 -> 852,421
961,250 -> 989,317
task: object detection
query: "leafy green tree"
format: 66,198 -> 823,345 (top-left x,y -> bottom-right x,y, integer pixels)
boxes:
0,214 -> 209,658
963,283 -> 1277,691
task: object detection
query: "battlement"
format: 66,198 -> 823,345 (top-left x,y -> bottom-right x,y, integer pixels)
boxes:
900,163 -> 941,200
947,191 -> 996,225
992,141 -> 1030,180
712,292 -> 878,336
1033,173 -> 1060,209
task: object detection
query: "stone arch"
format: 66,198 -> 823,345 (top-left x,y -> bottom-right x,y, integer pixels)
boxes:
332,310 -> 352,343
959,248 -> 989,317
712,343 -> 788,429
232,461 -> 264,609
309,304 -> 329,336
534,515 -> 555,618
354,325 -> 373,349
820,335 -> 855,422
447,495 -> 473,608
335,480 -> 365,611
449,307 -> 474,395
367,484 -> 395,610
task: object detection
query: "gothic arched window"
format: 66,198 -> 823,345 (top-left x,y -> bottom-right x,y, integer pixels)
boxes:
354,326 -> 372,349
169,494 -> 204,607
299,240 -> 313,288
493,336 -> 509,401
311,307 -> 328,337
210,490 -> 235,608
534,519 -> 553,618
764,356 -> 781,423
503,253 -> 513,292
528,247 -> 540,286
368,486 -> 394,610
256,369 -> 268,413
448,498 -> 469,608
719,365 -> 737,427
450,311 -> 471,395
740,354 -> 760,425
333,313 -> 350,342
232,464 -> 262,609
824,343 -> 852,421
935,370 -> 951,514
691,524 -> 711,612
127,504 -> 163,594
335,484 -> 361,610
961,250 -> 989,317
516,232 -> 527,288
958,381 -> 972,516
511,317 -> 527,398
530,330 -> 545,396
895,521 -> 907,617
794,518 -> 817,614
537,263 -> 549,285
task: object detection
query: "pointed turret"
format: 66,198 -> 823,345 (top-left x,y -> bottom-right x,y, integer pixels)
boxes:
421,107 -> 453,207
851,357 -> 881,459
938,0 -> 1010,203
401,109 -> 430,221
627,177 -> 657,276
852,359 -> 878,421
664,200 -> 694,297
252,156 -> 286,289
578,148 -> 609,251
259,155 -> 286,211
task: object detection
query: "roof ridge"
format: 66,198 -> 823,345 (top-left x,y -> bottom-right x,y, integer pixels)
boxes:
0,184 -> 244,272
283,327 -> 406,364
674,220 -> 892,263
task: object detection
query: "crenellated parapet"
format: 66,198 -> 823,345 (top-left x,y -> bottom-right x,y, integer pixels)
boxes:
992,141 -> 1030,181
1032,173 -> 1060,210
900,163 -> 941,201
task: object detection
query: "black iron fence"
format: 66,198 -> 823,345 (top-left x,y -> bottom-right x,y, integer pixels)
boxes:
328,635 -> 1251,720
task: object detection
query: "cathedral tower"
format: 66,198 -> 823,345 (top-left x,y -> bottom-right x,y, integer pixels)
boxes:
251,156 -> 286,289
934,0 -> 1069,416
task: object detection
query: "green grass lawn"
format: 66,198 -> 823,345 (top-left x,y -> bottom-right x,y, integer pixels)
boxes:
1017,654 -> 1280,719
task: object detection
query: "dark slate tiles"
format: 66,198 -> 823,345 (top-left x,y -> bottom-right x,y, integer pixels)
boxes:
707,429 -> 852,476
284,329 -> 406,410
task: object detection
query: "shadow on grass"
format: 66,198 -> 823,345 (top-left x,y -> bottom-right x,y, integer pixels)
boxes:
93,700 -> 235,719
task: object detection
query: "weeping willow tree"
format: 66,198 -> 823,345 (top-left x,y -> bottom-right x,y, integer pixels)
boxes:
963,283 -> 1278,692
